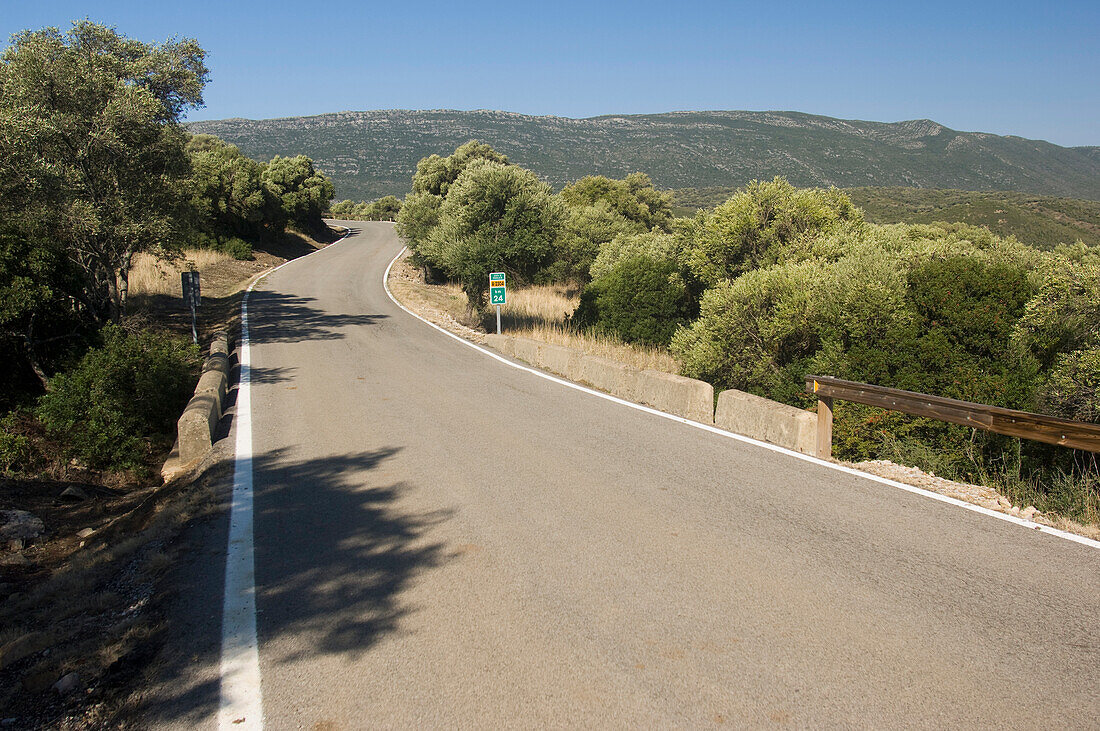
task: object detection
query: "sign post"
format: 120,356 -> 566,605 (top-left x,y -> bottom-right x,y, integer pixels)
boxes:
489,272 -> 506,335
181,271 -> 201,344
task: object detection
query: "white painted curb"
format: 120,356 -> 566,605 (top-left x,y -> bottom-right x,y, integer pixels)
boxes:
383,245 -> 1099,552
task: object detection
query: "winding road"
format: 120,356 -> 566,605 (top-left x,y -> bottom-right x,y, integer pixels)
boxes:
149,221 -> 1099,728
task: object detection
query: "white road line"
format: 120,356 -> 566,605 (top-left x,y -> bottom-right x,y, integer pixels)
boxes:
383,245 -> 1100,551
217,232 -> 351,730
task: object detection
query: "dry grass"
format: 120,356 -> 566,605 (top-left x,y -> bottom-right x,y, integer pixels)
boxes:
492,283 -> 679,374
127,249 -> 236,297
389,253 -> 680,374
516,323 -> 680,374
494,284 -> 580,331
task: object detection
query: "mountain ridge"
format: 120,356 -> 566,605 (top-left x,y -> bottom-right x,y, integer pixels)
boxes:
186,109 -> 1100,202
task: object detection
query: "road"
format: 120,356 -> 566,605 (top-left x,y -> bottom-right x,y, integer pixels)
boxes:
149,221 -> 1099,728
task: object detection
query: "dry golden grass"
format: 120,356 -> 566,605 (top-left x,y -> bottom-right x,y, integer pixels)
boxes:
515,323 -> 680,374
128,249 -> 236,297
496,284 -> 579,330
492,283 -> 679,374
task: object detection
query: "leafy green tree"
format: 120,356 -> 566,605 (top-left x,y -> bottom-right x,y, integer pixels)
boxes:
682,177 -> 862,286
429,160 -> 563,315
0,21 -> 208,321
398,141 -> 509,271
261,155 -> 335,231
363,195 -> 402,221
412,141 -> 508,197
546,201 -> 640,283
186,134 -> 271,243
560,173 -> 673,232
36,323 -> 199,470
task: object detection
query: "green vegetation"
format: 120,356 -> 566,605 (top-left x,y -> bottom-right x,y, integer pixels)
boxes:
406,151 -> 564,314
330,195 -> 402,221
673,186 -> 1100,250
36,324 -> 200,471
395,142 -> 1100,522
0,22 -> 334,475
572,255 -> 690,347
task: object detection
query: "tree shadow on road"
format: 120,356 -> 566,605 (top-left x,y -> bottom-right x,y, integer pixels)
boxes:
137,446 -> 450,727
246,291 -> 389,343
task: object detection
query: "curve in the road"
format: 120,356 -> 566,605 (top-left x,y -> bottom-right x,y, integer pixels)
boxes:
382,245 -> 1099,552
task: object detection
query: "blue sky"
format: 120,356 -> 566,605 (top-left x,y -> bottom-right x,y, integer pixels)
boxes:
3,0 -> 1098,146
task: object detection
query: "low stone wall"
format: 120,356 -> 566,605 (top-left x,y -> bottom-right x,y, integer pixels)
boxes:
483,334 -> 714,424
176,331 -> 231,464
714,388 -> 816,454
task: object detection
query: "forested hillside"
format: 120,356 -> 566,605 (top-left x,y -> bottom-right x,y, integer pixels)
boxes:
187,109 -> 1100,202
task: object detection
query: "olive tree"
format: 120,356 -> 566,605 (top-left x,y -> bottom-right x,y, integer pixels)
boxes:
429,160 -> 563,315
0,21 -> 208,321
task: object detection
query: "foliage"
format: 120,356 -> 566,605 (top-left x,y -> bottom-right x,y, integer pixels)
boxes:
589,229 -> 687,281
330,196 -> 402,221
261,155 -> 335,230
572,255 -> 690,347
543,201 -> 640,283
0,21 -> 208,321
36,324 -> 199,471
186,134 -> 273,244
0,412 -> 36,474
412,140 -> 508,197
1040,349 -> 1100,424
428,160 -> 564,312
560,173 -> 673,233
682,178 -> 863,286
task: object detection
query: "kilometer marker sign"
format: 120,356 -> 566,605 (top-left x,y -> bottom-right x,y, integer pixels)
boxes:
489,271 -> 506,305
490,272 -> 506,335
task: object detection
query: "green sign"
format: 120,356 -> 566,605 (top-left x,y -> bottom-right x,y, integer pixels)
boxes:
489,271 -> 506,305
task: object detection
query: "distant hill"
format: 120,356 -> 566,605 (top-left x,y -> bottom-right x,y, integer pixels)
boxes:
187,109 -> 1100,202
671,186 -> 1100,250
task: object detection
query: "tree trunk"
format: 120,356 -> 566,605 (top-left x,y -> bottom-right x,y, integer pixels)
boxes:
23,317 -> 50,392
118,249 -> 133,318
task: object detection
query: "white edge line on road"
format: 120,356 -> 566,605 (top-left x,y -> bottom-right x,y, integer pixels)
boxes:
218,231 -> 351,730
383,245 -> 1100,551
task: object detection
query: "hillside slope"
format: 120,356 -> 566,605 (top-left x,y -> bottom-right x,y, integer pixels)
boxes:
670,186 -> 1100,249
187,109 -> 1100,202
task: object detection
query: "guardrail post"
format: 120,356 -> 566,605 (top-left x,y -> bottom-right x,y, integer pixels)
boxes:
816,396 -> 833,459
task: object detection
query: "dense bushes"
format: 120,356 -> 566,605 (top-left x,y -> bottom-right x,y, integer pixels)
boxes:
330,196 -> 402,221
572,255 -> 690,346
36,325 -> 199,471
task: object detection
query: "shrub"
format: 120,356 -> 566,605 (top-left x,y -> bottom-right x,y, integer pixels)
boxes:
37,324 -> 199,471
217,237 -> 254,260
0,412 -> 35,474
573,255 -> 691,347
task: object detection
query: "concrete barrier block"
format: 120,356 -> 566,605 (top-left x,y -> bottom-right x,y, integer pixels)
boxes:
209,331 -> 230,357
536,343 -> 583,380
177,392 -> 219,463
511,337 -> 541,365
483,334 -> 516,357
634,370 -> 715,424
578,355 -> 635,400
204,351 -> 231,375
715,389 -> 816,453
193,369 -> 227,416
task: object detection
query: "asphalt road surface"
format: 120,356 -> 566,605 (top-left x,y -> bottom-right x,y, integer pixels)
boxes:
149,221 -> 1099,728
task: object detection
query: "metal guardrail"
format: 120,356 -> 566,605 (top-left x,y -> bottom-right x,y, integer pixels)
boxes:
805,375 -> 1100,459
